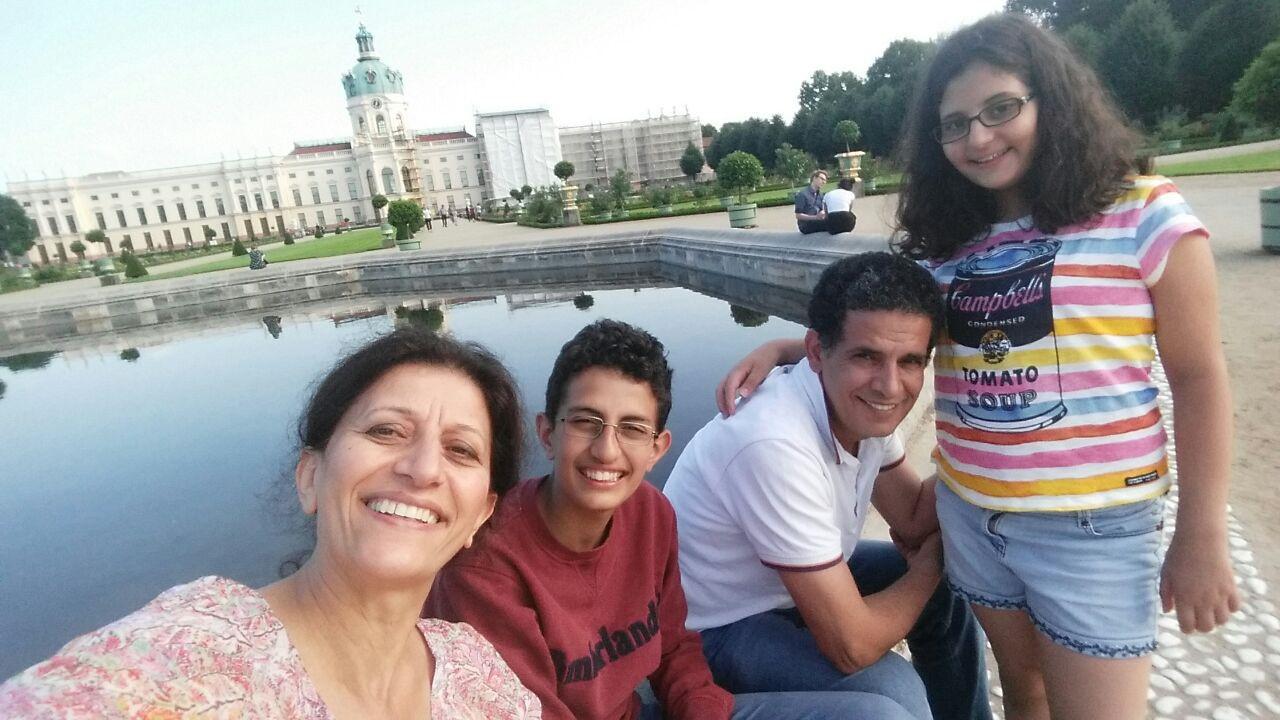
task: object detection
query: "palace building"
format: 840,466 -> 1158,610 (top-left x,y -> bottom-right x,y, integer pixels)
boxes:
7,24 -> 702,265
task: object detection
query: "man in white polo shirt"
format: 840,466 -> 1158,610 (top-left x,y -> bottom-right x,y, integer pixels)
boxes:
664,252 -> 990,720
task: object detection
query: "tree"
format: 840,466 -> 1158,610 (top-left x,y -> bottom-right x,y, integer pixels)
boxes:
387,199 -> 424,240
121,250 -> 148,278
834,120 -> 861,153
716,151 -> 765,204
69,240 -> 86,260
1176,0 -> 1280,116
680,142 -> 705,181
701,123 -> 718,138
371,193 -> 388,223
609,169 -> 631,210
553,161 -> 575,184
1232,38 -> 1280,125
203,226 -> 217,245
0,194 -> 36,262
1061,23 -> 1103,69
520,184 -> 533,199
775,143 -> 816,187
1099,0 -> 1181,124
85,228 -> 109,254
509,188 -> 523,202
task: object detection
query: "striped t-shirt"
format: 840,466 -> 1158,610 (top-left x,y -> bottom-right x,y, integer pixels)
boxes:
925,176 -> 1207,511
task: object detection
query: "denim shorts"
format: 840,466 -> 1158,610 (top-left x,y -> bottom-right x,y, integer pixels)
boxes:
935,479 -> 1165,658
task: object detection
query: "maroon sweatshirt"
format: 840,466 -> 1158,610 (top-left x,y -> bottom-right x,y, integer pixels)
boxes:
426,476 -> 732,720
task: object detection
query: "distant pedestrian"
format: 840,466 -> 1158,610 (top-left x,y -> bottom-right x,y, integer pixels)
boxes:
424,212 -> 433,231
248,244 -> 268,270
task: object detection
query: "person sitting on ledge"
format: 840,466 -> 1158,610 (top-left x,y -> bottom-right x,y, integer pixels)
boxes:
248,243 -> 268,270
0,328 -> 540,719
794,169 -> 828,234
823,177 -> 857,234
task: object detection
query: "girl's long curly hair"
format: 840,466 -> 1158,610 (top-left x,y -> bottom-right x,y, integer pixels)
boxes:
894,13 -> 1141,261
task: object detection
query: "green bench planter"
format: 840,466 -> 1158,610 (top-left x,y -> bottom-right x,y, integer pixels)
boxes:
728,203 -> 759,229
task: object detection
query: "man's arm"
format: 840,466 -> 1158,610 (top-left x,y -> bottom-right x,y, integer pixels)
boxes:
871,461 -> 939,550
778,533 -> 942,674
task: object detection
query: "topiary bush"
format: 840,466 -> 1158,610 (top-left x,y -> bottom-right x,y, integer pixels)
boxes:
231,239 -> 248,256
716,151 -> 765,204
314,226 -> 325,239
121,250 -> 148,278
283,232 -> 295,245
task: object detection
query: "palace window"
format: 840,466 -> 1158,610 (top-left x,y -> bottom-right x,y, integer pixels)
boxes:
157,205 -> 168,223
216,198 -> 226,215
65,215 -> 77,233
269,191 -> 280,209
329,183 -> 340,203
95,212 -> 106,230
137,208 -> 148,225
310,186 -> 322,205
382,167 -> 396,194
196,200 -> 206,218
116,210 -> 128,227
177,202 -> 187,220
442,170 -> 452,190
238,195 -> 249,213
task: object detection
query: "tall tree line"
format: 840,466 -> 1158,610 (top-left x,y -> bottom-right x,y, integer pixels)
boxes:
706,0 -> 1278,171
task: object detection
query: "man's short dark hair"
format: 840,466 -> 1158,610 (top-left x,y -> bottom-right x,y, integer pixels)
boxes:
838,178 -> 854,191
545,319 -> 674,430
807,252 -> 944,351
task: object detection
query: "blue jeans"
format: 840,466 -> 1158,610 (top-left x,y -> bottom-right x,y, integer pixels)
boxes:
699,540 -> 992,720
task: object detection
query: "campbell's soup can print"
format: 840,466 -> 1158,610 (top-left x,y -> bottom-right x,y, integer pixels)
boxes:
946,239 -> 1068,433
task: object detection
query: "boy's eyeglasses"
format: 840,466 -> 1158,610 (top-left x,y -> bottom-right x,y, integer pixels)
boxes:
558,414 -> 658,446
933,95 -> 1035,144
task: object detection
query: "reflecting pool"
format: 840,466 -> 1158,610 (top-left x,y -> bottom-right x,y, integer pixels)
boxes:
0,278 -> 802,679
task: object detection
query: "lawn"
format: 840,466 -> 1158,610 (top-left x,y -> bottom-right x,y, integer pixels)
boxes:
140,228 -> 386,281
1158,148 -> 1280,176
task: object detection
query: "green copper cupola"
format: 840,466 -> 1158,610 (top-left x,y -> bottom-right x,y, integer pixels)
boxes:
341,24 -> 405,99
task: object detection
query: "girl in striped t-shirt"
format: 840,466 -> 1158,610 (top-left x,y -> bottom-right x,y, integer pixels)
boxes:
719,14 -> 1239,720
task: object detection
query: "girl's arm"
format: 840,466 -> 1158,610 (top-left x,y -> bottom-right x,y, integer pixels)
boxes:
715,338 -> 805,416
1150,233 -> 1240,633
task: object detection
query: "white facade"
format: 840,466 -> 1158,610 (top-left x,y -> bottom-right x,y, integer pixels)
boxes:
558,113 -> 705,190
475,109 -> 561,207
8,24 -> 493,265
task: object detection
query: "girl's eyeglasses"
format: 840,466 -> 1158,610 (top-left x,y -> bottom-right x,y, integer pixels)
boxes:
934,95 -> 1035,144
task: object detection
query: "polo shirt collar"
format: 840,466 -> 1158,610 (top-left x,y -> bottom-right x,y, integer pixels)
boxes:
794,358 -> 856,466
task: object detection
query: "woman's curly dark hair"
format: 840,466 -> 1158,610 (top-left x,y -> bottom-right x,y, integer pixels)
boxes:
894,13 -> 1140,261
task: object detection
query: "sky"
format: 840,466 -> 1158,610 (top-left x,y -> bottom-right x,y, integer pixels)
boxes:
0,0 -> 1006,188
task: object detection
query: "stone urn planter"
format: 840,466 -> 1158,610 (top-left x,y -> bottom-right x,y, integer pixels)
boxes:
834,151 -> 866,181
380,222 -> 396,249
396,229 -> 421,251
727,203 -> 759,229
77,258 -> 94,277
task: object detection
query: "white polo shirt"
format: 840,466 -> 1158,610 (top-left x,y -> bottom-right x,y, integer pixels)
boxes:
823,187 -> 856,213
663,358 -> 905,631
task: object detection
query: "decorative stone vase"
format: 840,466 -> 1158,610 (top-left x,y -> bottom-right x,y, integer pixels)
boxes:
562,184 -> 579,211
380,222 -> 396,249
1261,186 -> 1280,254
727,203 -> 759,229
834,151 -> 866,181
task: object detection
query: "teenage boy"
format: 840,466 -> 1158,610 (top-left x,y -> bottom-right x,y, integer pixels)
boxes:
664,253 -> 991,720
427,320 -> 895,720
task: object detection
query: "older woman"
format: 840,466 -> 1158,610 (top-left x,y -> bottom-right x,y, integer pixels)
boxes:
0,328 -> 541,719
